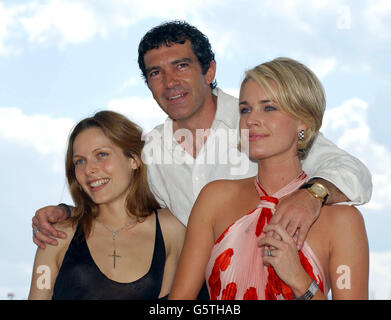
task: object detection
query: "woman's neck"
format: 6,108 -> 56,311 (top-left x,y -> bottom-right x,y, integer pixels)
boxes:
97,199 -> 136,229
257,155 -> 303,195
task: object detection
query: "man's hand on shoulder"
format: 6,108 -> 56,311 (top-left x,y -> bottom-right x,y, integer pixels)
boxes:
268,188 -> 322,250
32,205 -> 70,249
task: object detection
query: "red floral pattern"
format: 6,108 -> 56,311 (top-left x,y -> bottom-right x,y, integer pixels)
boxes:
264,251 -> 324,300
243,287 -> 258,300
265,266 -> 294,300
221,282 -> 237,300
298,251 -> 324,293
208,248 -> 234,300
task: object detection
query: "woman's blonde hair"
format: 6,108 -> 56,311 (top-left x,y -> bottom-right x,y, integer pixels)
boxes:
241,57 -> 326,159
65,110 -> 160,238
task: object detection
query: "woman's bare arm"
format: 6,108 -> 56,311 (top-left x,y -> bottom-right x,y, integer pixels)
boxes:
169,183 -> 219,299
327,205 -> 369,299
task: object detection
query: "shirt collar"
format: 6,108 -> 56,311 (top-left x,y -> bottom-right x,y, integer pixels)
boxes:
212,87 -> 239,129
162,87 -> 239,150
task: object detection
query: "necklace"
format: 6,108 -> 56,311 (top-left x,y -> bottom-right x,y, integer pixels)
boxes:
95,217 -> 137,269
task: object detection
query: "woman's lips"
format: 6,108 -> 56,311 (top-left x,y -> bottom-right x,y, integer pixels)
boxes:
249,133 -> 269,141
88,178 -> 110,191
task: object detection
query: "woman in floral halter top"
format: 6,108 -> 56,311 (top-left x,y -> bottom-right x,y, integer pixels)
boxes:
169,57 -> 369,300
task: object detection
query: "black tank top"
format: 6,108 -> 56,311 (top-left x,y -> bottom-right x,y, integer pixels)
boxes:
52,210 -> 166,300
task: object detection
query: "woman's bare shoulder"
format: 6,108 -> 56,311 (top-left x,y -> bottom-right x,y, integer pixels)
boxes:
156,208 -> 186,253
321,205 -> 364,228
198,177 -> 254,205
156,208 -> 185,232
320,204 -> 367,245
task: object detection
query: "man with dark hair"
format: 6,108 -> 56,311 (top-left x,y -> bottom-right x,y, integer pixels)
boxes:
32,20 -> 372,298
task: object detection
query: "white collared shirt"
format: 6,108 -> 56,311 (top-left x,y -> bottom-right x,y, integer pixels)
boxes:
142,88 -> 372,226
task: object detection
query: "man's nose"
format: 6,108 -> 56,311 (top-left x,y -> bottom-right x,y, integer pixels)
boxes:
164,69 -> 180,88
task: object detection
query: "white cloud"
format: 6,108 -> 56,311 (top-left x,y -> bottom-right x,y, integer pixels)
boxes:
0,0 -> 389,57
106,96 -> 167,133
118,76 -> 139,91
0,2 -> 22,54
0,107 -> 74,165
0,99 -> 166,164
308,57 -> 337,80
323,98 -> 391,210
19,0 -> 104,49
364,0 -> 391,39
0,0 -> 214,52
369,251 -> 391,299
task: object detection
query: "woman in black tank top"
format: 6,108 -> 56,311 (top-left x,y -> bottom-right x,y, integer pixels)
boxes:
28,111 -> 186,300
52,210 -> 166,300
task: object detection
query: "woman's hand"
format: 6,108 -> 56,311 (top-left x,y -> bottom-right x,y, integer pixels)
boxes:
258,223 -> 311,294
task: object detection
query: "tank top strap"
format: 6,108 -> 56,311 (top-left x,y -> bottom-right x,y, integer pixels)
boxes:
150,209 -> 166,277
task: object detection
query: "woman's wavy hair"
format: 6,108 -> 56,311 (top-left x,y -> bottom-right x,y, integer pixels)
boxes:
241,57 -> 326,159
65,111 -> 160,238
138,20 -> 217,89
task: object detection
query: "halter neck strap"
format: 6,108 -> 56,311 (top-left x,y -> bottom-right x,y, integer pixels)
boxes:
254,171 -> 308,200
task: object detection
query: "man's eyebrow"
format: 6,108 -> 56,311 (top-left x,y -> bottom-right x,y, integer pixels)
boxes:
146,57 -> 195,74
171,57 -> 193,65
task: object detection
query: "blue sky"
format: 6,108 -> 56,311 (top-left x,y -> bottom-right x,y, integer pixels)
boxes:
0,0 -> 390,299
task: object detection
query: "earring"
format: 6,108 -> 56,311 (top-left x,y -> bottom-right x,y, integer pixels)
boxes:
298,129 -> 305,141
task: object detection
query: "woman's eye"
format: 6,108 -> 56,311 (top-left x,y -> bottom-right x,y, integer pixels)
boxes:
97,152 -> 108,158
240,107 -> 250,114
264,105 -> 277,111
74,159 -> 84,166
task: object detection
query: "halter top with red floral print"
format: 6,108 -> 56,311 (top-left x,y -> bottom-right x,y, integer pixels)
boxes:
205,172 -> 328,300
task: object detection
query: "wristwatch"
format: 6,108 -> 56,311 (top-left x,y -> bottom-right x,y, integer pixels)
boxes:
299,182 -> 329,206
58,203 -> 72,219
294,280 -> 319,300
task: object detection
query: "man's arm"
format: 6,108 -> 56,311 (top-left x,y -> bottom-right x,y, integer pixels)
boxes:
302,132 -> 372,205
32,204 -> 74,249
268,132 -> 372,249
309,177 -> 348,204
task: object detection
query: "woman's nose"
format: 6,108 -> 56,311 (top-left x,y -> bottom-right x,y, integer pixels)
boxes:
85,161 -> 98,175
246,111 -> 263,127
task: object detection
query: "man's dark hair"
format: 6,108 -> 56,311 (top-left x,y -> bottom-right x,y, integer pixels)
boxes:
138,20 -> 217,89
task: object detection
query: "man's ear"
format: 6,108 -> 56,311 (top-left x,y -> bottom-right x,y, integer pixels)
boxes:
205,60 -> 216,86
